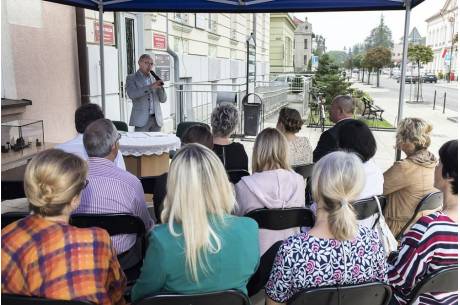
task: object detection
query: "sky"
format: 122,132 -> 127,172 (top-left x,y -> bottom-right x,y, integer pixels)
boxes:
292,0 -> 447,52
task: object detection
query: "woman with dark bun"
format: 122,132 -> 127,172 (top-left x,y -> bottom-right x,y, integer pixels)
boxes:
276,107 -> 312,165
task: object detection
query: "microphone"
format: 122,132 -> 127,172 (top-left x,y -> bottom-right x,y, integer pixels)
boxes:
150,70 -> 164,86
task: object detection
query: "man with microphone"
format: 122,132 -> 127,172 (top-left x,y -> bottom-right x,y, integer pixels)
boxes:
126,54 -> 167,131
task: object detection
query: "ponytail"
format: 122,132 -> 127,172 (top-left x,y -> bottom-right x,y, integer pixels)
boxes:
325,198 -> 357,240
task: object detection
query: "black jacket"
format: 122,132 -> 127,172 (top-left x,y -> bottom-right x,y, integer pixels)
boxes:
313,118 -> 355,162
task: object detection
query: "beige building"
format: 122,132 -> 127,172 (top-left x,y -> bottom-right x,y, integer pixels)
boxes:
293,16 -> 313,72
270,13 -> 296,73
425,0 -> 458,78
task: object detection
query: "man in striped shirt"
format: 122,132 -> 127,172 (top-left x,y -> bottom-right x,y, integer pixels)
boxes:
74,118 -> 154,269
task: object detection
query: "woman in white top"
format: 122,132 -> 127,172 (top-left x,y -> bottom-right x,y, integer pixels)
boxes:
276,107 -> 313,166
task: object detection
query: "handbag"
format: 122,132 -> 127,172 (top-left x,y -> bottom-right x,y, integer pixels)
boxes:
373,196 -> 398,257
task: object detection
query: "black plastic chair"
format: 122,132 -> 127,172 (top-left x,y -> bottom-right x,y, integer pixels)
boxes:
112,120 -> 128,132
2,294 -> 94,304
353,195 -> 387,221
288,282 -> 392,305
226,169 -> 250,184
292,163 -> 314,180
176,122 -> 209,140
134,290 -> 250,305
245,208 -> 315,230
1,212 -> 30,229
139,173 -> 168,223
406,266 -> 458,305
1,181 -> 26,201
70,213 -> 146,285
395,191 -> 443,240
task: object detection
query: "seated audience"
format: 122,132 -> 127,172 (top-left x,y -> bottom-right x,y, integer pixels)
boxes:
265,151 -> 387,305
235,128 -> 305,255
313,95 -> 355,162
388,140 -> 458,305
383,118 -> 437,236
211,104 -> 248,171
56,103 -> 126,169
1,149 -> 126,305
181,124 -> 213,149
73,118 -> 153,269
276,107 -> 313,166
131,144 -> 259,301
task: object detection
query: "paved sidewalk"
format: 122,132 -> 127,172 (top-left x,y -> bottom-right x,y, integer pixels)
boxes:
434,80 -> 459,90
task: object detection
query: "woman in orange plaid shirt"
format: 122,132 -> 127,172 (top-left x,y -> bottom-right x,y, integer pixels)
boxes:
2,149 -> 126,305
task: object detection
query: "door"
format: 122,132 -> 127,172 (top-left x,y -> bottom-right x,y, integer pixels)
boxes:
118,13 -> 139,123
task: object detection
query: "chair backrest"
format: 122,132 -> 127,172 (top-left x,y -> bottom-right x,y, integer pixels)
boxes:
396,191 -> 443,240
134,290 -> 250,305
70,213 -> 145,236
2,294 -> 94,305
406,266 -> 458,305
176,122 -> 209,140
1,180 -> 26,201
112,120 -> 128,132
226,169 -> 250,184
1,212 -> 30,229
288,282 -> 392,305
292,163 -> 314,180
353,195 -> 387,220
245,208 -> 315,230
139,173 -> 168,222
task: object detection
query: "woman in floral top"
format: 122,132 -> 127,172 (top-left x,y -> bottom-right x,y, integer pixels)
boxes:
265,151 -> 387,305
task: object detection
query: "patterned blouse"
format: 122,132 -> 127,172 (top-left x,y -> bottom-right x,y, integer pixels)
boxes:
2,215 -> 126,305
288,136 -> 313,166
265,227 -> 387,303
388,212 -> 458,305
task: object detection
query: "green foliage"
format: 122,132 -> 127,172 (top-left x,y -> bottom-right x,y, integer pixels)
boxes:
313,54 -> 352,105
438,71 -> 444,79
326,51 -> 348,67
353,54 -> 364,69
363,47 -> 392,69
364,15 -> 394,50
408,44 -> 434,66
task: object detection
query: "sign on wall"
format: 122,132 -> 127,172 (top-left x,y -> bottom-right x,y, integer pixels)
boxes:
153,33 -> 167,50
94,22 -> 115,45
154,54 -> 171,81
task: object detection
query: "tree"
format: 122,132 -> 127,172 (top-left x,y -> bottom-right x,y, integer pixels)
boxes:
363,47 -> 392,87
408,44 -> 434,102
326,50 -> 348,67
364,15 -> 394,50
313,54 -> 351,105
353,53 -> 364,81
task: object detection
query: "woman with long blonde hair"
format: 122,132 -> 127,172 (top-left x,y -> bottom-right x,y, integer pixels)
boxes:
235,128 -> 305,255
265,151 -> 387,305
132,144 -> 259,301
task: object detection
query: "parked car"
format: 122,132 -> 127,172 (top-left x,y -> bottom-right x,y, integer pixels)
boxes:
396,75 -> 418,84
422,74 -> 438,83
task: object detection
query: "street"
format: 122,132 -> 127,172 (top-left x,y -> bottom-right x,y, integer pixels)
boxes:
357,73 -> 458,112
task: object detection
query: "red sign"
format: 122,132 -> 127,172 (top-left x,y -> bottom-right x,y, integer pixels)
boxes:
153,33 -> 167,50
94,22 -> 115,45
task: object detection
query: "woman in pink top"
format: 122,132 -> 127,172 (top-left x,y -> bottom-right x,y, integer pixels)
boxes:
235,128 -> 305,255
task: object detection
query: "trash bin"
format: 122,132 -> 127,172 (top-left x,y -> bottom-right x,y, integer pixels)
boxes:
242,93 -> 263,137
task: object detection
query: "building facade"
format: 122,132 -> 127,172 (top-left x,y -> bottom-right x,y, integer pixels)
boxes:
425,0 -> 458,78
392,27 -> 425,66
269,13 -> 296,73
293,17 -> 313,72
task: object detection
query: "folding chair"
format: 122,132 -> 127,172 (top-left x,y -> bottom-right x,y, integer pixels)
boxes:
226,169 -> 250,184
176,122 -> 209,140
139,173 -> 168,222
353,195 -> 387,220
292,163 -> 314,206
134,290 -> 250,305
1,212 -> 30,229
2,294 -> 94,305
112,120 -> 128,132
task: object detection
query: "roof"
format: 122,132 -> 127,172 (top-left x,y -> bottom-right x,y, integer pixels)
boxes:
44,0 -> 425,13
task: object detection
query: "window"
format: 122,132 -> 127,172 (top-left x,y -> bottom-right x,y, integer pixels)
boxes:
304,55 -> 308,65
304,39 -> 308,50
174,13 -> 189,24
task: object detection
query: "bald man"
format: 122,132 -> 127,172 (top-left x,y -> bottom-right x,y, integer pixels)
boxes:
313,95 -> 356,162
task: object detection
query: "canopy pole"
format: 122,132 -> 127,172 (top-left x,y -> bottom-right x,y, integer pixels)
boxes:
395,0 -> 412,161
98,1 -> 106,113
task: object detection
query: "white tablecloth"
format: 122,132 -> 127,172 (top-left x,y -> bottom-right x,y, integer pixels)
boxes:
119,132 -> 181,156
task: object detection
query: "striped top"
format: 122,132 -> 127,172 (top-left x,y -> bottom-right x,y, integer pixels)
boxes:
388,212 -> 458,305
73,157 -> 154,254
1,215 -> 126,305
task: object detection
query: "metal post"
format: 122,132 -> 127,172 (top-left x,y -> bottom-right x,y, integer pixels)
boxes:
395,0 -> 412,161
448,17 -> 455,83
433,90 -> 437,110
98,2 -> 106,113
443,92 -> 447,114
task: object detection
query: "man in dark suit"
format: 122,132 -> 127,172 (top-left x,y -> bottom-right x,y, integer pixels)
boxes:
313,95 -> 355,162
126,54 -> 167,131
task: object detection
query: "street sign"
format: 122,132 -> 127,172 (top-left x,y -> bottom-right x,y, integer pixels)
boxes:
154,54 -> 170,81
153,33 -> 167,50
94,22 -> 115,45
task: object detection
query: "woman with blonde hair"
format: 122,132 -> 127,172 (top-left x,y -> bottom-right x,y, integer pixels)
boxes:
383,117 -> 437,236
265,151 -> 387,305
235,128 -> 305,255
131,144 -> 259,301
1,149 -> 126,305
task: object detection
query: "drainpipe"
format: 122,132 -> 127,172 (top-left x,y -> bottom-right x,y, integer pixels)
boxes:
165,14 -> 181,126
75,8 -> 90,105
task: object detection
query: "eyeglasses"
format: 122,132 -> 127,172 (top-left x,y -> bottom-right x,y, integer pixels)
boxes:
143,61 -> 154,66
117,133 -> 122,142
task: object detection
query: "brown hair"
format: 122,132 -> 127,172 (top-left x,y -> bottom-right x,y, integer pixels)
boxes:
181,125 -> 213,149
252,128 -> 290,173
277,107 -> 304,133
24,149 -> 88,217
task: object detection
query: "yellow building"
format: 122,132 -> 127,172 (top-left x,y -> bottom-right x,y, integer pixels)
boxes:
269,13 -> 296,73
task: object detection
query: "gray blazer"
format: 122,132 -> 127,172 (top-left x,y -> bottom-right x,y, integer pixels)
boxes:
126,70 -> 167,128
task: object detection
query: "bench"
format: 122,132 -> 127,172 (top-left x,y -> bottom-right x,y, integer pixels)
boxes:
362,97 -> 384,121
